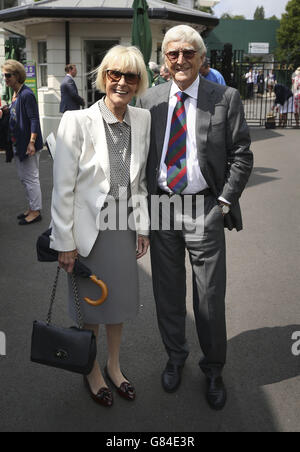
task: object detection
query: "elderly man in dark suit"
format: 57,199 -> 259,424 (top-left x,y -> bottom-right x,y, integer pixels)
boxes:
60,64 -> 85,113
137,25 -> 253,410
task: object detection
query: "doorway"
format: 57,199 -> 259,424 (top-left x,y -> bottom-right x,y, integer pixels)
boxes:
85,40 -> 119,107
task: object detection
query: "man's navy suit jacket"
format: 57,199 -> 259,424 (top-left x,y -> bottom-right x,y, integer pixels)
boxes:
60,75 -> 85,113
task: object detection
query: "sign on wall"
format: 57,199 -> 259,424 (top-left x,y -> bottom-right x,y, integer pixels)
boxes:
25,63 -> 38,99
248,42 -> 270,54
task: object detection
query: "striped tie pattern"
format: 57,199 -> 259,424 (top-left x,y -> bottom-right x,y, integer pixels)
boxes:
165,91 -> 189,194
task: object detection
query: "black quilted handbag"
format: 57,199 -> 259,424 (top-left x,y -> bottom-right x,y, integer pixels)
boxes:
31,266 -> 97,375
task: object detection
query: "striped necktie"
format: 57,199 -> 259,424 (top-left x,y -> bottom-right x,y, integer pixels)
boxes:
165,91 -> 189,194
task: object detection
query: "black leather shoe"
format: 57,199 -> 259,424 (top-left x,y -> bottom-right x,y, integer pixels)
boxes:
17,213 -> 28,220
162,362 -> 184,393
19,214 -> 42,226
206,376 -> 227,411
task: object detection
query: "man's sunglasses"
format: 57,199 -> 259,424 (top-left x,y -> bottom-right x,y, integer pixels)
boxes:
166,50 -> 199,63
2,73 -> 14,79
106,70 -> 140,85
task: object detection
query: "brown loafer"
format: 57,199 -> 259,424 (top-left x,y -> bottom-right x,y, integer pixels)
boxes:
83,376 -> 113,407
104,366 -> 136,401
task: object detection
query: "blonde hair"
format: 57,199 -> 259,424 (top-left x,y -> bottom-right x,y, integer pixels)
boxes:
93,45 -> 149,97
162,25 -> 207,57
2,59 -> 27,84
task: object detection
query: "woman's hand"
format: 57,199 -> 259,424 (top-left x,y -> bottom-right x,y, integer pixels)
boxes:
136,235 -> 150,260
26,142 -> 36,157
58,250 -> 78,273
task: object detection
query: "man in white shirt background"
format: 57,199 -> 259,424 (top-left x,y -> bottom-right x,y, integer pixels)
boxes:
245,67 -> 255,99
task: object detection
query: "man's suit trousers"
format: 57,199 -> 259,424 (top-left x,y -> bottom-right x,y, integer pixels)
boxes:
150,193 -> 227,377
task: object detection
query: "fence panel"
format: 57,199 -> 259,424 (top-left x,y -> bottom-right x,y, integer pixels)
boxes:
234,61 -> 297,127
210,50 -> 298,128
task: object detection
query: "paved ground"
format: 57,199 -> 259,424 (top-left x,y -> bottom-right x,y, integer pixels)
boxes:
0,127 -> 299,432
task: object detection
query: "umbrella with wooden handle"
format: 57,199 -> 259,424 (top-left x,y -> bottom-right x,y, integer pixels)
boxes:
37,229 -> 108,306
84,275 -> 108,306
73,261 -> 108,306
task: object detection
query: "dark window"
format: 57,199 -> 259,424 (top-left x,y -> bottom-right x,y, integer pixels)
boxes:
38,41 -> 48,87
0,1 -> 18,9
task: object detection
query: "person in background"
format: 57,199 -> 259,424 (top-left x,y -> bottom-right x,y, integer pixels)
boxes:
149,62 -> 166,86
1,59 -> 43,225
292,67 -> 300,128
245,67 -> 254,99
199,58 -> 226,86
60,64 -> 85,113
160,64 -> 171,82
272,83 -> 293,128
257,70 -> 265,96
253,68 -> 259,92
266,70 -> 276,96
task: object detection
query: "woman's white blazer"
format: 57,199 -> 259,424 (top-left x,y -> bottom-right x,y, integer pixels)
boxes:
50,101 -> 151,257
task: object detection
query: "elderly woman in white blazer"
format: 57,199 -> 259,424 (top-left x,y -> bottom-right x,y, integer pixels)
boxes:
50,46 -> 151,407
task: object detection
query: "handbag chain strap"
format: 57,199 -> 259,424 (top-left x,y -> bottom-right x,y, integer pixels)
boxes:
47,266 -> 84,329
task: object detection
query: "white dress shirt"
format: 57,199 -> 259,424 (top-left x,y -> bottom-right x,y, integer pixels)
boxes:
159,76 -> 209,195
245,72 -> 254,84
159,76 -> 230,205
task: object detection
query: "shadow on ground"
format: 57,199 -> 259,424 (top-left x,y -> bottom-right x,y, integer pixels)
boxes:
250,128 -> 284,143
247,167 -> 280,188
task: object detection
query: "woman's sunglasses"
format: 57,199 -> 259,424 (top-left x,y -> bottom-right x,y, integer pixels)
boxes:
106,70 -> 140,85
2,73 -> 14,79
166,49 -> 199,63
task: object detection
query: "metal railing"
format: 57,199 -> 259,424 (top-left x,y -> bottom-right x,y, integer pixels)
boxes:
210,52 -> 298,128
235,62 -> 298,127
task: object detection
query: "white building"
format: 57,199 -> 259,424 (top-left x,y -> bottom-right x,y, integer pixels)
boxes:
0,0 -> 219,137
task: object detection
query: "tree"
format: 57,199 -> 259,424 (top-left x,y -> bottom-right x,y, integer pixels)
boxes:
197,6 -> 213,14
232,15 -> 246,20
194,3 -> 214,14
277,0 -> 300,67
268,15 -> 279,20
254,6 -> 265,20
220,13 -> 246,20
220,13 -> 232,19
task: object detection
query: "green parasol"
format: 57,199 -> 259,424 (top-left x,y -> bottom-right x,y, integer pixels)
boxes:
131,0 -> 153,87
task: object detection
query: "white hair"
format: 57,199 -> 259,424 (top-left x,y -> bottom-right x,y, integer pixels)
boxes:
149,61 -> 160,74
162,25 -> 207,56
93,45 -> 149,97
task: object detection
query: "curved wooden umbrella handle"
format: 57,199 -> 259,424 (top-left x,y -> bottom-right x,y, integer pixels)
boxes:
84,275 -> 108,307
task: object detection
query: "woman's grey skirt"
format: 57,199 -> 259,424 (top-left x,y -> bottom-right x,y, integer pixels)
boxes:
68,203 -> 139,325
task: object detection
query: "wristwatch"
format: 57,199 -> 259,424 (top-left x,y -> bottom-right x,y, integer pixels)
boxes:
219,203 -> 230,215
